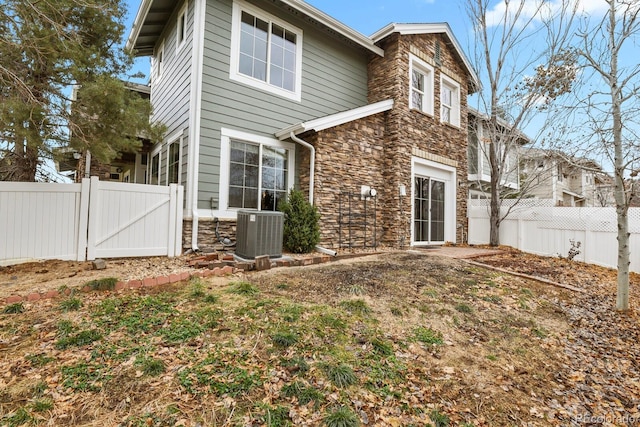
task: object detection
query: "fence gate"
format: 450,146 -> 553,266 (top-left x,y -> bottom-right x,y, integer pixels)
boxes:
0,177 -> 183,265
87,177 -> 183,259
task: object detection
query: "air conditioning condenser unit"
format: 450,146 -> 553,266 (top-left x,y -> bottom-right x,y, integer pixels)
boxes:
235,210 -> 284,259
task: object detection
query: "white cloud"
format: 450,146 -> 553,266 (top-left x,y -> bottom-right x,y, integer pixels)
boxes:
484,0 -> 610,28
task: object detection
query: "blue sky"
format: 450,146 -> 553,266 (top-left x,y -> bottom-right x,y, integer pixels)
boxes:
124,0 -> 474,82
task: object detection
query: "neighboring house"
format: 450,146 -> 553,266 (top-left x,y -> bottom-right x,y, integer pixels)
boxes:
520,149 -> 611,207
61,82 -> 156,184
467,108 -> 527,200
126,0 -> 480,251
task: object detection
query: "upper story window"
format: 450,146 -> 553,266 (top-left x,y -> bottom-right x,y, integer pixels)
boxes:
153,41 -> 164,83
440,75 -> 460,127
230,0 -> 303,102
176,3 -> 187,51
409,54 -> 434,115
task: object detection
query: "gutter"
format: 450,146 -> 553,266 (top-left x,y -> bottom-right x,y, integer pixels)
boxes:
287,132 -> 337,257
289,132 -> 315,205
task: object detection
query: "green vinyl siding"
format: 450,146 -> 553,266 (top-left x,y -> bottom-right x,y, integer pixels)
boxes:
196,0 -> 369,209
149,0 -> 193,193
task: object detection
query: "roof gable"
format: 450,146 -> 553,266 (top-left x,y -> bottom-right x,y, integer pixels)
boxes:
371,23 -> 480,93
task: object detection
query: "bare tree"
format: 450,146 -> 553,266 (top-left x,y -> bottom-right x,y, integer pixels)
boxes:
568,0 -> 640,310
465,0 -> 577,246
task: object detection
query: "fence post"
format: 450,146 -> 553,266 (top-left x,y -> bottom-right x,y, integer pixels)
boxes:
176,185 -> 184,256
168,184 -> 177,257
584,213 -> 591,264
76,178 -> 91,261
86,176 -> 100,261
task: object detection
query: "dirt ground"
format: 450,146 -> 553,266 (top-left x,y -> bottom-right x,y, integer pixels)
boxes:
1,246 -> 639,426
0,256 -> 203,298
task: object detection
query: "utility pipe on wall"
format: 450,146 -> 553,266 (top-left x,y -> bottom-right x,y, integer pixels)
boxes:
288,132 -> 336,257
289,132 -> 315,205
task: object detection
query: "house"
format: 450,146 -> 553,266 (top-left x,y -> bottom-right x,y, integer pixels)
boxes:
520,149 -> 611,207
467,108 -> 526,200
61,81 -> 156,184
126,0 -> 479,251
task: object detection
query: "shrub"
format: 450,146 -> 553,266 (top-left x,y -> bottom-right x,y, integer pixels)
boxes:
279,188 -> 320,253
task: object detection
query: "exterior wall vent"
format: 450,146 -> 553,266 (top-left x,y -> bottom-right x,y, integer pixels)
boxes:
235,210 -> 284,259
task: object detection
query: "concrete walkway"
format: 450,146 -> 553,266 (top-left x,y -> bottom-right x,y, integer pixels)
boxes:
408,245 -> 504,259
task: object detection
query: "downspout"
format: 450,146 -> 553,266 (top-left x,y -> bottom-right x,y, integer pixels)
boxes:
288,132 -> 314,204
187,0 -> 206,251
288,132 -> 336,257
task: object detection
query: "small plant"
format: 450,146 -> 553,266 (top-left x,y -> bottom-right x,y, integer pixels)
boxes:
85,277 -> 118,291
280,304 -> 303,322
567,239 -> 581,261
59,297 -> 83,312
323,363 -> 358,388
189,278 -> 206,298
272,330 -> 299,348
455,303 -> 472,314
531,326 -> 548,339
56,319 -> 75,336
2,302 -> 24,314
138,357 -> 166,376
281,356 -> 309,374
31,381 -> 48,398
61,362 -> 110,392
260,404 -> 291,427
390,306 -> 403,316
371,337 -> 394,357
279,188 -> 320,253
55,329 -> 102,350
413,327 -> 444,346
429,409 -> 450,427
323,406 -> 359,427
281,381 -> 324,406
204,294 -> 218,303
228,281 -> 260,295
31,398 -> 53,412
486,354 -> 498,361
25,353 -> 55,367
2,407 -> 33,427
339,299 -> 371,315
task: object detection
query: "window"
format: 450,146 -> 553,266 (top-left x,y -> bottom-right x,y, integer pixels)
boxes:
150,150 -> 161,185
221,129 -> 295,213
409,54 -> 434,115
153,42 -> 164,82
167,141 -> 181,184
557,164 -> 564,182
440,75 -> 460,127
176,3 -> 187,50
230,0 -> 303,101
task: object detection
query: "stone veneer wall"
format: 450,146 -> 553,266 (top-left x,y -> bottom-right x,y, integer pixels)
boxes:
297,114 -> 389,249
367,32 -> 470,245
183,218 -> 237,252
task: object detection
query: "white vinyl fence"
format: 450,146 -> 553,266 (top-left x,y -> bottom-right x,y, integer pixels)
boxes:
468,199 -> 640,273
0,177 -> 183,266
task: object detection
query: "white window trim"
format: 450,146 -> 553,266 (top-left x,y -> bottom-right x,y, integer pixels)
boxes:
440,74 -> 461,127
409,54 -> 434,116
176,2 -> 188,53
229,0 -> 303,102
166,130 -> 183,185
218,128 -> 296,219
153,41 -> 165,83
150,144 -> 163,186
411,157 -> 457,246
